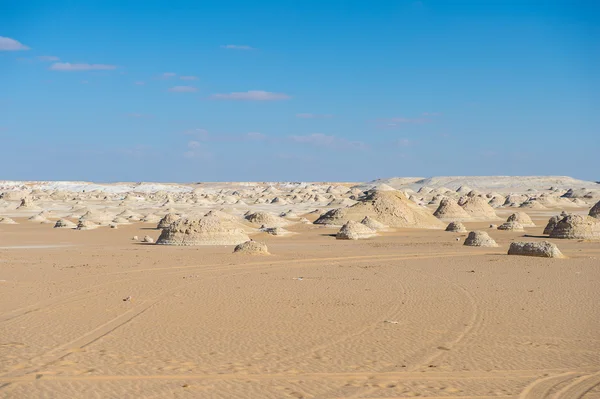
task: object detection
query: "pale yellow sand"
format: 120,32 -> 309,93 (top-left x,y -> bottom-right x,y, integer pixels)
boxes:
0,212 -> 599,398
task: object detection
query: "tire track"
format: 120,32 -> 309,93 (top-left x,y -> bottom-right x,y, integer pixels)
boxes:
553,371 -> 600,399
1,251 -> 485,324
519,372 -> 584,399
0,251 -> 493,391
344,266 -> 484,399
0,368 -> 559,383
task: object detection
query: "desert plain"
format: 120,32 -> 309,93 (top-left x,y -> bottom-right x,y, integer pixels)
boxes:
0,176 -> 599,399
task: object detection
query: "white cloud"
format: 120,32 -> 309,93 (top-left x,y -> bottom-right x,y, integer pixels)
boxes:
221,44 -> 254,50
289,133 -> 367,151
211,90 -> 290,101
187,140 -> 201,149
168,86 -> 198,92
162,72 -> 176,78
37,55 -> 59,61
49,62 -> 117,71
179,76 -> 198,80
0,36 -> 30,51
296,113 -> 334,119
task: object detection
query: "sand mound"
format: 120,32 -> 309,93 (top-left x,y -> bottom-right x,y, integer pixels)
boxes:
315,190 -> 444,229
245,211 -> 289,227
28,212 -> 51,223
336,220 -> 377,240
508,241 -> 564,258
463,231 -> 499,247
360,216 -> 391,231
233,240 -> 270,255
543,215 -> 562,235
157,213 -> 180,229
79,211 -> 112,224
497,221 -> 524,231
506,212 -> 535,227
156,216 -> 250,246
262,227 -> 293,236
17,197 -> 40,210
488,196 -> 505,208
0,217 -> 18,224
445,221 -> 467,233
54,219 -> 76,229
433,198 -> 471,221
519,200 -> 547,209
549,215 -> 600,240
76,220 -> 99,230
459,196 -> 500,221
589,200 -> 600,219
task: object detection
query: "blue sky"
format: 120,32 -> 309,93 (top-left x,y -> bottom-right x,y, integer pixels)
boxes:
0,0 -> 598,182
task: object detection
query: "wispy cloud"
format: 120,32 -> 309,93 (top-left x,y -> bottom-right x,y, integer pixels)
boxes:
395,138 -> 413,147
184,128 -> 209,139
184,140 -> 212,160
161,72 -> 177,78
296,113 -> 334,119
0,36 -> 30,51
180,75 -> 198,80
134,81 -> 145,85
211,90 -> 290,101
168,86 -> 198,93
49,62 -> 117,71
422,112 -> 441,116
289,133 -> 367,151
37,55 -> 59,61
246,132 -> 267,140
221,44 -> 254,50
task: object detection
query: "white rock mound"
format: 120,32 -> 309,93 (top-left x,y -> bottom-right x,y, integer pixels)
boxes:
508,241 -> 564,258
336,220 -> 377,240
589,200 -> 600,219
156,216 -> 249,246
463,231 -> 499,247
445,221 -> 467,233
233,240 -> 270,255
549,215 -> 600,240
315,190 -> 444,229
497,221 -> 524,232
507,212 -> 535,227
433,198 -> 471,222
54,219 -> 76,229
543,215 -> 562,235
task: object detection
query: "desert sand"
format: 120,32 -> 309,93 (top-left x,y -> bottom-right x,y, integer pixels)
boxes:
0,177 -> 599,398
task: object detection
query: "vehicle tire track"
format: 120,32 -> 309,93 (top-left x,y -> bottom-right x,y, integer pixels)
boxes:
519,372 -> 584,399
553,371 -> 600,399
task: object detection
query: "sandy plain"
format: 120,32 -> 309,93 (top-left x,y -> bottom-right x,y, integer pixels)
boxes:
0,180 -> 599,399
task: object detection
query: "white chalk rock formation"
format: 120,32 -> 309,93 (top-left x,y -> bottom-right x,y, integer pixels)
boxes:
463,231 -> 499,247
508,241 -> 564,258
336,220 -> 377,240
